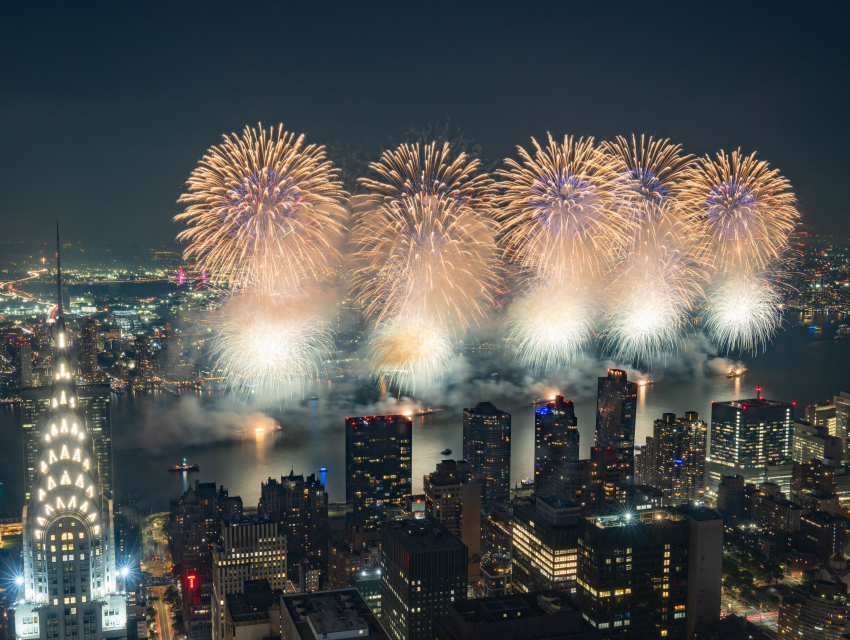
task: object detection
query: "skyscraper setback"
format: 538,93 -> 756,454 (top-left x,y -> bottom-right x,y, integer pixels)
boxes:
345,415 -> 412,530
534,395 -> 579,494
14,235 -> 127,638
463,402 -> 511,502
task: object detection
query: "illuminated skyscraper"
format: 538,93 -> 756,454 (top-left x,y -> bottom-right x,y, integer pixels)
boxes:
23,384 -> 115,502
79,318 -> 99,378
641,412 -> 707,506
707,395 -> 793,491
534,395 -> 579,494
595,369 -> 637,464
463,402 -> 511,502
14,231 -> 126,638
134,336 -> 154,382
14,338 -> 33,389
345,415 -> 412,530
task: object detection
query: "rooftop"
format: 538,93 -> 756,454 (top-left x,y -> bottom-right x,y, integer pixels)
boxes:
715,397 -> 792,409
281,588 -> 389,640
385,518 -> 466,552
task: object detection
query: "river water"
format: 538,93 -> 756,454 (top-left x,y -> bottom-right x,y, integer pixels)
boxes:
1,307 -> 849,515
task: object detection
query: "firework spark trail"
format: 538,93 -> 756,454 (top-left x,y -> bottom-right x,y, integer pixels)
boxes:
682,148 -> 798,276
353,142 -> 497,328
497,134 -> 632,288
506,286 -> 596,370
213,294 -> 333,401
704,274 -> 782,353
353,142 -> 497,391
600,137 -> 705,360
368,317 -> 453,394
176,124 -> 347,295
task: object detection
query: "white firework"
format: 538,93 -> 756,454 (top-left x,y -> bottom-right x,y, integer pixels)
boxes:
368,316 -> 453,394
506,286 -> 596,370
704,274 -> 782,353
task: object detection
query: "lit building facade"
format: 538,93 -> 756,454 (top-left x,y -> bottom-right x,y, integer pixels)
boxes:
79,318 -> 99,378
345,415 -> 412,530
462,402 -> 511,502
512,495 -> 580,594
778,580 -> 850,640
534,395 -> 579,495
595,369 -> 637,465
640,412 -> 707,506
211,514 -> 286,640
423,459 -> 481,576
14,304 -> 126,638
258,471 -> 328,578
23,383 -> 115,501
707,396 -> 794,491
380,518 -> 467,640
576,506 -> 722,639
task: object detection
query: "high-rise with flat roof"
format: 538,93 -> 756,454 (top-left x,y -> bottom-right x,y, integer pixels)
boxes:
79,318 -> 99,379
463,402 -> 511,503
345,415 -> 412,530
708,395 -> 793,491
595,369 -> 637,465
576,506 -> 722,639
534,396 -> 579,495
211,514 -> 286,640
423,459 -> 481,578
512,495 -> 580,594
381,518 -> 467,640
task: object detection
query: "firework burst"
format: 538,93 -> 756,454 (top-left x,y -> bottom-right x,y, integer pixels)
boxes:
704,274 -> 782,353
506,286 -> 596,370
497,134 -> 631,287
176,124 -> 347,294
213,294 -> 333,401
682,148 -> 798,276
368,316 -> 453,393
353,142 -> 497,328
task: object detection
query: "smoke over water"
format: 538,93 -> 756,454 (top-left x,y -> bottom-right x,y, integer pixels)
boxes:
134,330 -> 747,449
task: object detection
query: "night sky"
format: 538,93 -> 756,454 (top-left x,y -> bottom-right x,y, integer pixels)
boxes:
1,1 -> 848,243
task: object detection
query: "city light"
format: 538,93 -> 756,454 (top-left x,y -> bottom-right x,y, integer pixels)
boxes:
15,576 -> 24,586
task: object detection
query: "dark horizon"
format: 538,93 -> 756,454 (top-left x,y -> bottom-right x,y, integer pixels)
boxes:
1,1 -> 848,243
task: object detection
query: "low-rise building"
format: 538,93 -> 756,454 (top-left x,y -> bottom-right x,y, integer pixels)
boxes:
280,589 -> 389,640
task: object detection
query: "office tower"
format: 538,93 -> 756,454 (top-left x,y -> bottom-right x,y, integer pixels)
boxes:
23,383 -> 115,501
14,338 -> 32,389
423,459 -> 481,577
134,336 -> 154,381
512,495 -> 580,593
345,415 -> 412,530
557,446 -> 631,515
716,475 -> 745,518
792,419 -> 843,464
258,471 -> 328,576
534,395 -> 579,494
791,459 -> 839,514
114,495 -> 140,578
480,564 -> 512,597
433,591 -> 597,640
462,402 -> 511,502
595,369 -> 637,464
750,483 -> 803,535
280,589 -> 390,640
79,318 -> 99,378
778,580 -> 850,640
800,512 -> 847,562
381,518 -> 467,640
641,412 -> 707,506
221,579 -> 279,640
480,507 -> 511,564
328,526 -> 381,592
707,395 -> 794,491
14,241 -> 127,638
576,506 -> 723,639
834,391 -> 850,463
351,571 -> 382,616
211,514 -> 286,640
